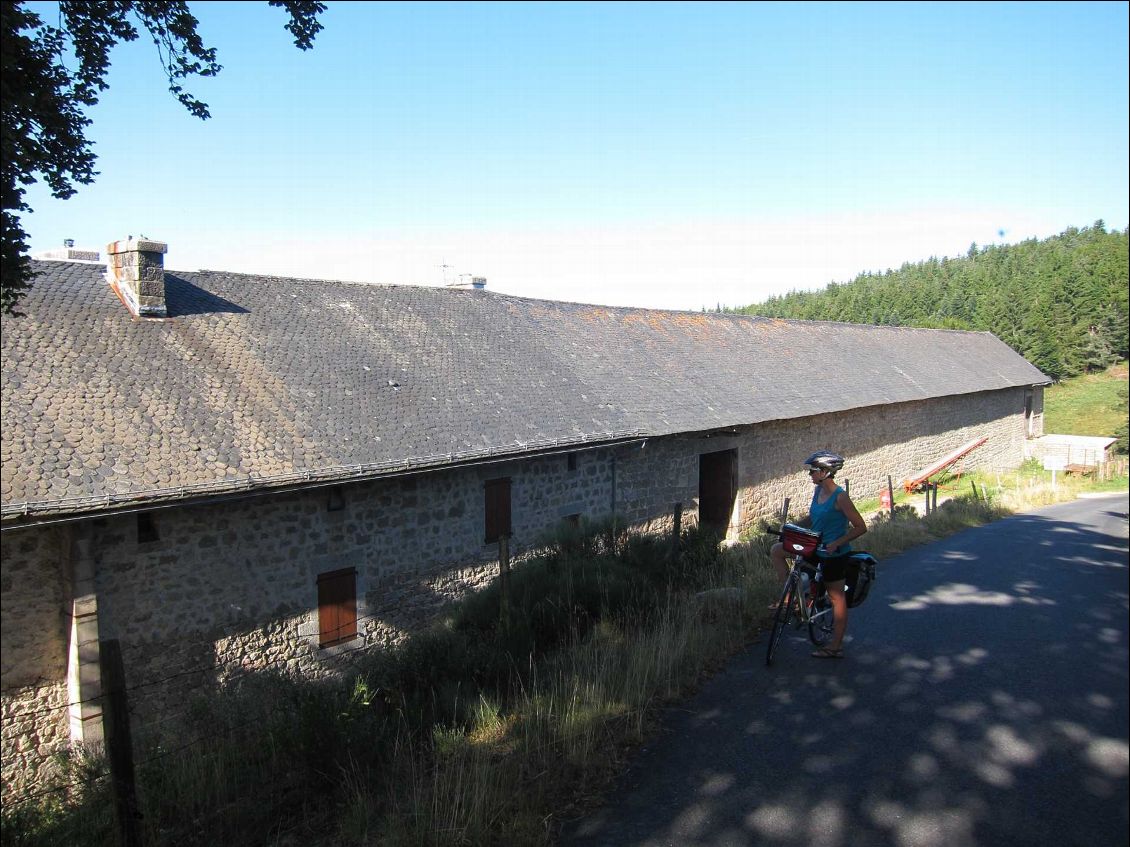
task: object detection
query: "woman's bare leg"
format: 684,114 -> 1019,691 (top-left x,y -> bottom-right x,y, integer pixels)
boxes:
770,542 -> 789,583
823,579 -> 848,651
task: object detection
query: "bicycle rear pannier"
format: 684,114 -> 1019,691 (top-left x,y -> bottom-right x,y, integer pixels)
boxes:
844,553 -> 877,608
781,523 -> 821,558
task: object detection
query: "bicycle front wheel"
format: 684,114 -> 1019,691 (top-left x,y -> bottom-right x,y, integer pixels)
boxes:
766,575 -> 798,666
807,592 -> 835,646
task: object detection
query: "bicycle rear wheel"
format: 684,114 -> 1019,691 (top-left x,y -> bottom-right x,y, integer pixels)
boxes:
807,592 -> 835,646
766,575 -> 798,666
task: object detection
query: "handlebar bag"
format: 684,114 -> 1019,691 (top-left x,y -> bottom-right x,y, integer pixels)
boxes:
781,523 -> 822,558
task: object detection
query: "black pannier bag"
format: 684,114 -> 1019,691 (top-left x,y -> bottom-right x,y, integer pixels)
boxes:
844,552 -> 877,608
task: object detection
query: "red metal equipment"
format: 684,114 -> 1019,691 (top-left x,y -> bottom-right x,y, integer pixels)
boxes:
902,437 -> 988,493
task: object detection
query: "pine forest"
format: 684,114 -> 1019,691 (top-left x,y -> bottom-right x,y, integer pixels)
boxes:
735,221 -> 1128,381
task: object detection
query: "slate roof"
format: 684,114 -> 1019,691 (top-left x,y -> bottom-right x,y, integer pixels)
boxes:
1,260 -> 1048,519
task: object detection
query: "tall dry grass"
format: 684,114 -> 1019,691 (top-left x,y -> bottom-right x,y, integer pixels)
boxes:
375,573 -> 764,845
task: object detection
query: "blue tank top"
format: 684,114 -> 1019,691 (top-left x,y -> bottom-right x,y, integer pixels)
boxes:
810,486 -> 851,553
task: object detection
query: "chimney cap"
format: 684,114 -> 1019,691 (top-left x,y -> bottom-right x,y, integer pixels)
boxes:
107,237 -> 167,254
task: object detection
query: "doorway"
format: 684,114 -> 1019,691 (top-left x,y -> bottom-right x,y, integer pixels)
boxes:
698,449 -> 737,533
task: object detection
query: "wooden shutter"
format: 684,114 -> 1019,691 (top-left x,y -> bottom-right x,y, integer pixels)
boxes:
317,568 -> 357,647
137,512 -> 160,543
484,478 -> 512,543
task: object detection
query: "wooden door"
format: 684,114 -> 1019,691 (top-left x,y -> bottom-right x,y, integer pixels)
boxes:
699,449 -> 737,532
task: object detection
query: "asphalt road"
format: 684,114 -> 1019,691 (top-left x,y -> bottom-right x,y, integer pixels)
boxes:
562,493 -> 1130,847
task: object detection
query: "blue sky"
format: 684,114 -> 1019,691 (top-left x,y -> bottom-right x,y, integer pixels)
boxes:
22,1 -> 1130,310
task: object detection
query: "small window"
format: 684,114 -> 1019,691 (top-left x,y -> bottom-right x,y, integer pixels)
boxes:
484,477 -> 512,543
137,513 -> 160,544
567,453 -> 578,472
327,485 -> 345,512
317,568 -> 357,647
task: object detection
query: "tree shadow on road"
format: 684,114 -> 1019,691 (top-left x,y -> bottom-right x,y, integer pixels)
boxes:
565,511 -> 1129,847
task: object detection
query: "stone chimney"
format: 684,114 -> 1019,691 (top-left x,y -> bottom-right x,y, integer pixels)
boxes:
106,237 -> 167,317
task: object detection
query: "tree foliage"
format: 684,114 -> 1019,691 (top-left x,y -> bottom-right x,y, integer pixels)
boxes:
735,222 -> 1129,380
1,0 -> 325,315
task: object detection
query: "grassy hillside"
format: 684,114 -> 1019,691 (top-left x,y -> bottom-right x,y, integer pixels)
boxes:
1043,361 -> 1128,449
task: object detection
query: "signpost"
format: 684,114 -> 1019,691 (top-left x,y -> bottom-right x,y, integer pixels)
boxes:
1043,454 -> 1067,488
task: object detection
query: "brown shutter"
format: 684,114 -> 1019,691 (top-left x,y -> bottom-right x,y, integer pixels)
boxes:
485,478 -> 512,543
499,478 -> 511,538
317,568 -> 357,647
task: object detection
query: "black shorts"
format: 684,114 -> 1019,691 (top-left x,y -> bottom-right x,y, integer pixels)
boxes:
817,553 -> 850,583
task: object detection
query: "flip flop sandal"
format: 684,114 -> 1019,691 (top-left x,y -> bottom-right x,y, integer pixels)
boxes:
811,647 -> 844,659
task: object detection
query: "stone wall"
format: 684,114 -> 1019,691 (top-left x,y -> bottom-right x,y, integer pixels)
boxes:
3,446 -> 620,773
614,437 -> 702,532
613,388 -> 1028,539
1,387 -> 1031,795
731,387 -> 1029,533
0,526 -> 71,796
0,683 -> 71,799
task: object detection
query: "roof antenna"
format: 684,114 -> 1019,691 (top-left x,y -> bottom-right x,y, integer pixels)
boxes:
438,260 -> 454,287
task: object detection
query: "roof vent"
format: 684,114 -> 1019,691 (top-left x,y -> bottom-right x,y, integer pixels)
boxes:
447,274 -> 486,291
106,237 -> 168,317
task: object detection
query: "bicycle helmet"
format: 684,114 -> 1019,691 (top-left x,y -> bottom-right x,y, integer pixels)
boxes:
804,451 -> 845,475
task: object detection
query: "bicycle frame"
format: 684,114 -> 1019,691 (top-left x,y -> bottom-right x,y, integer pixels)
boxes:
766,547 -> 836,666
788,558 -> 833,626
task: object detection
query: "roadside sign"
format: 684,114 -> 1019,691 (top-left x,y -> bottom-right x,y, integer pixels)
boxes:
1042,455 -> 1067,471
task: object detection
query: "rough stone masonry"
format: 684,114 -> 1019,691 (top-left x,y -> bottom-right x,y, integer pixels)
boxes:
0,385 -> 1036,797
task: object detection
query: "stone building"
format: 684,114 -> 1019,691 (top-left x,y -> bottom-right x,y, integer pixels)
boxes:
1,239 -> 1048,796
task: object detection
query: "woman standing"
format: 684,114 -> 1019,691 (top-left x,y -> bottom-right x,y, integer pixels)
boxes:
770,451 -> 867,658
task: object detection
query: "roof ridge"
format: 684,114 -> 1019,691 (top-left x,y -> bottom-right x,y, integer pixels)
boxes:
742,315 -> 998,335
27,259 -> 1001,336
189,269 -> 420,291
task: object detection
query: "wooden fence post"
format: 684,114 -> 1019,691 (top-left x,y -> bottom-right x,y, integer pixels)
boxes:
672,502 -> 682,559
887,476 -> 895,518
498,535 -> 511,629
780,497 -> 790,526
970,480 -> 979,501
100,638 -> 141,847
